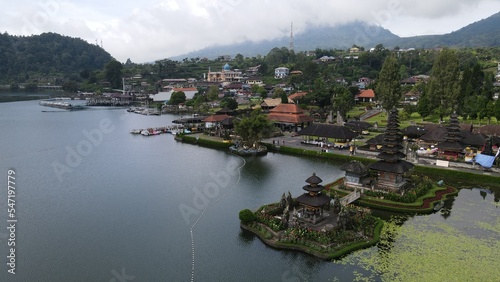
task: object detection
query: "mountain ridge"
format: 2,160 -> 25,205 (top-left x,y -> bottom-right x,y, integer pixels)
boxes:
172,11 -> 500,59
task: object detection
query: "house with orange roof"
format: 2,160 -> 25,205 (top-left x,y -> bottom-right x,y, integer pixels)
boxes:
203,114 -> 233,129
355,89 -> 376,103
288,91 -> 308,102
260,98 -> 293,111
267,104 -> 314,132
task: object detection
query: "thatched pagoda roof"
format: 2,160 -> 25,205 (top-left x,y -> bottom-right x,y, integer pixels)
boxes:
305,173 -> 322,185
366,134 -> 385,145
461,131 -> 486,147
402,125 -> 428,138
297,124 -> 357,139
296,193 -> 331,208
344,121 -> 372,132
369,160 -> 414,174
340,161 -> 369,175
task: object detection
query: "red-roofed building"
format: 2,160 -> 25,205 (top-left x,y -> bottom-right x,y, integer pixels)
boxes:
203,114 -> 233,129
355,89 -> 376,103
267,104 -> 313,132
288,91 -> 309,102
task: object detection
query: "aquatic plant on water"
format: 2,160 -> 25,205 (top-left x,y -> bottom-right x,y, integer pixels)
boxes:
335,196 -> 500,281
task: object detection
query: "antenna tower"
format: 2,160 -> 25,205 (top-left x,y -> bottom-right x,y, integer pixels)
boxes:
289,22 -> 294,51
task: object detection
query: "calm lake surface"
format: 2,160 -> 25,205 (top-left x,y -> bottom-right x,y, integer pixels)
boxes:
0,99 -> 499,281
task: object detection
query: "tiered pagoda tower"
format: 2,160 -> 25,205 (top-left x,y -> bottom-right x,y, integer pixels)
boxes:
437,112 -> 465,160
296,173 -> 330,220
369,108 -> 414,191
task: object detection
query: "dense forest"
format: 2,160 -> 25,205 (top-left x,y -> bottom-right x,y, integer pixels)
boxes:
0,32 -> 112,85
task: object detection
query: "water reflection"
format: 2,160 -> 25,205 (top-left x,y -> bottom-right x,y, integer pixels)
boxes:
240,155 -> 273,181
238,229 -> 256,245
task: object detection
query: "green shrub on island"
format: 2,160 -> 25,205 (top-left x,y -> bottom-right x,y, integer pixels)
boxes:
255,212 -> 284,231
180,135 -> 232,149
239,209 -> 256,225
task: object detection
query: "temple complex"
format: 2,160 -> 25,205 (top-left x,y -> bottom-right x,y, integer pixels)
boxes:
267,103 -> 313,132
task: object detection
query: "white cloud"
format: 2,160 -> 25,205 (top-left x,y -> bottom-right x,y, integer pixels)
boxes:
1,0 -> 499,62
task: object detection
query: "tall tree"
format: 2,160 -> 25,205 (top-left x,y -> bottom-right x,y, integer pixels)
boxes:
206,85 -> 220,101
234,110 -> 274,147
426,49 -> 460,121
169,91 -> 186,105
375,56 -> 401,111
494,100 -> 500,123
104,59 -> 123,89
331,85 -> 355,121
417,92 -> 431,121
273,87 -> 286,99
220,97 -> 238,110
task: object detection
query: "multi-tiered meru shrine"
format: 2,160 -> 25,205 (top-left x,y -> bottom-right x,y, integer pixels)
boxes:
369,108 -> 414,191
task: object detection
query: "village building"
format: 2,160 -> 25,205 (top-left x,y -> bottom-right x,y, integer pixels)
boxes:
274,67 -> 289,79
297,123 -> 357,149
355,89 -> 376,103
202,114 -> 233,129
288,91 -> 308,103
244,77 -> 264,86
267,103 -> 313,132
245,65 -> 260,76
206,63 -> 242,83
260,98 -> 287,111
150,87 -> 198,103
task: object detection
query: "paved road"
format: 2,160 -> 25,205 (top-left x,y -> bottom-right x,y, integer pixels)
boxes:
262,132 -> 499,177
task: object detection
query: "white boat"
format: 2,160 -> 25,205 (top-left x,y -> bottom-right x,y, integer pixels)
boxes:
141,130 -> 150,136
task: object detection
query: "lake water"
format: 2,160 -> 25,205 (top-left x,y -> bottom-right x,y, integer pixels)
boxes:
0,99 -> 499,281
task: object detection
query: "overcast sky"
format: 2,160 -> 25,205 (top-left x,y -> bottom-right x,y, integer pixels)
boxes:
2,0 -> 500,63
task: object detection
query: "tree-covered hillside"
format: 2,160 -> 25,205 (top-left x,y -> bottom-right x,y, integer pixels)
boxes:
0,32 -> 113,84
362,11 -> 500,49
173,11 -> 500,60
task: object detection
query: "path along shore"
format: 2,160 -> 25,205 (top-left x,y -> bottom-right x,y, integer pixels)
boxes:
260,132 -> 500,177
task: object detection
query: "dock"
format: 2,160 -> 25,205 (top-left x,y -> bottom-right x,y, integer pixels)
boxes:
39,100 -> 86,110
129,125 -> 188,136
86,99 -> 132,106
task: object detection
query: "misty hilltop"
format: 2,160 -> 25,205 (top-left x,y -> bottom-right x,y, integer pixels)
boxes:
173,11 -> 500,59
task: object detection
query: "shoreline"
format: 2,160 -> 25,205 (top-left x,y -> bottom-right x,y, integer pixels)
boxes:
176,133 -> 500,190
240,218 -> 384,260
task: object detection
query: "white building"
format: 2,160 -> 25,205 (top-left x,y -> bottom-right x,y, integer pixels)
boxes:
275,67 -> 289,79
150,87 -> 198,102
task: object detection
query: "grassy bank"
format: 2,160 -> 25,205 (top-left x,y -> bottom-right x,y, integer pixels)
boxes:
179,134 -> 499,190
176,134 -> 232,150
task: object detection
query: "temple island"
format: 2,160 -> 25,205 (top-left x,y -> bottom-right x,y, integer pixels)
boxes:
239,173 -> 382,260
239,108 -> 458,259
